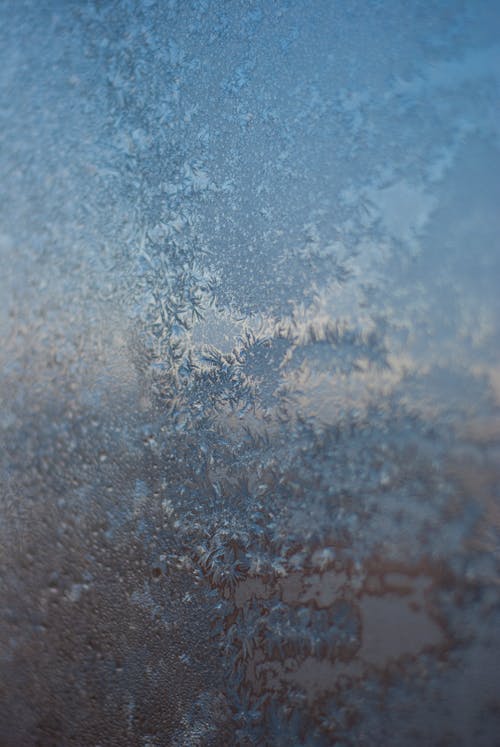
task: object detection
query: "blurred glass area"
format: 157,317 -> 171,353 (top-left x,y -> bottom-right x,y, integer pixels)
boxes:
1,1 -> 500,745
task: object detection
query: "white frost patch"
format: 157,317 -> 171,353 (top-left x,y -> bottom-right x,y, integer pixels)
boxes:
369,180 -> 437,248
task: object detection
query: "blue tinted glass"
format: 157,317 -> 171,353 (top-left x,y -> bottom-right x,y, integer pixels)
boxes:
1,2 -> 500,745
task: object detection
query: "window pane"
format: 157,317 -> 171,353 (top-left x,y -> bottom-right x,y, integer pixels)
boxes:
1,2 -> 499,745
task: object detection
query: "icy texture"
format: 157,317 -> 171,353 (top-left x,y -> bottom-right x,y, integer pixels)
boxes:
1,1 -> 500,745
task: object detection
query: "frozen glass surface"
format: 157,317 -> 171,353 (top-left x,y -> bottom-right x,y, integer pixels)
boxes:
1,1 -> 500,745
